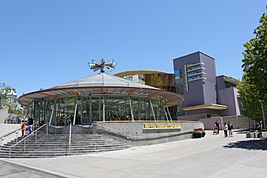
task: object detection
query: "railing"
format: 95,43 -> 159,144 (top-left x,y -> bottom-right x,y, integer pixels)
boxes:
8,124 -> 48,158
68,123 -> 72,155
0,127 -> 26,146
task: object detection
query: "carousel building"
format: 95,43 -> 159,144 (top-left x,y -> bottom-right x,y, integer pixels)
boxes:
18,61 -> 183,127
0,61 -> 204,158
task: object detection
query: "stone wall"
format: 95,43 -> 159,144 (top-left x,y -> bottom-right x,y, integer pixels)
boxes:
93,121 -> 204,145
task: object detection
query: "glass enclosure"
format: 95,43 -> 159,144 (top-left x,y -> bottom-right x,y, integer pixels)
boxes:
30,95 -> 169,126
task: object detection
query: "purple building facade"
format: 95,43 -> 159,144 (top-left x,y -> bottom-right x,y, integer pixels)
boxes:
173,51 -> 241,117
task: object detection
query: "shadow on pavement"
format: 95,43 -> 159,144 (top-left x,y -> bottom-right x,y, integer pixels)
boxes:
223,138 -> 267,151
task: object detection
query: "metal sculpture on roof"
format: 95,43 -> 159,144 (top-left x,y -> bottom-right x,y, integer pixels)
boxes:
89,59 -> 116,73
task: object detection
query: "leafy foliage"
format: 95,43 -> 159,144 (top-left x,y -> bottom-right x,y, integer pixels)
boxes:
239,9 -> 267,121
1,86 -> 16,107
237,79 -> 262,120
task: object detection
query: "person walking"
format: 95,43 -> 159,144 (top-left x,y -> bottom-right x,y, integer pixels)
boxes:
28,117 -> 34,134
228,121 -> 233,137
215,121 -> 220,134
224,122 -> 228,137
21,120 -> 26,137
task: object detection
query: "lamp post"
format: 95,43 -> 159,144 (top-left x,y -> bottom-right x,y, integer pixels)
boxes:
259,100 -> 266,130
0,83 -> 5,108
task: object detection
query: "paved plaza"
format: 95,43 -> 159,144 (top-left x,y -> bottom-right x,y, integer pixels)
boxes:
0,160 -> 61,178
1,131 -> 267,178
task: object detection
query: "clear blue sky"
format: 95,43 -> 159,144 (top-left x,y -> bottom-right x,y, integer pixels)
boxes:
0,0 -> 266,97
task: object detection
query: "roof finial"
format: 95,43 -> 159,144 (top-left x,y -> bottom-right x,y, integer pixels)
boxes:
88,59 -> 116,73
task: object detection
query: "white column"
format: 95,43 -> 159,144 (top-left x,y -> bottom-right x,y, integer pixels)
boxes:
99,96 -> 101,121
149,99 -> 156,122
129,97 -> 134,122
80,97 -> 83,124
32,100 -> 35,120
73,102 -> 78,125
89,95 -> 92,123
166,107 -> 173,121
49,100 -> 56,125
102,96 -> 105,122
163,107 -> 169,122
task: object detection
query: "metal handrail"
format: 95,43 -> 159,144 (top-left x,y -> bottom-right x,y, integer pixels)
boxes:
8,124 -> 47,158
0,127 -> 27,146
68,123 -> 72,155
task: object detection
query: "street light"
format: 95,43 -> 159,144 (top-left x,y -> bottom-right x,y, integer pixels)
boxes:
0,83 -> 5,108
259,100 -> 266,130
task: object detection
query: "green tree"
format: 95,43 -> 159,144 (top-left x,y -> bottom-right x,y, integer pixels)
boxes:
237,76 -> 262,120
239,8 -> 267,121
1,86 -> 16,107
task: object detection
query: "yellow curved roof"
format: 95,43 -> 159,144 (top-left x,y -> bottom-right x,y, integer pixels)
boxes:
183,104 -> 228,111
114,70 -> 171,77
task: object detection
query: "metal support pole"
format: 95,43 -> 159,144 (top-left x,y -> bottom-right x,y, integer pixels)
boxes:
89,95 -> 92,123
16,131 -> 18,143
49,101 -> 56,125
166,107 -> 173,122
35,131 -> 38,143
163,107 -> 169,122
129,97 -> 134,122
73,102 -> 78,125
102,96 -> 105,122
46,124 -> 48,135
68,123 -> 72,154
99,96 -> 101,121
259,100 -> 266,130
149,99 -> 156,122
23,139 -> 26,152
32,100 -> 35,120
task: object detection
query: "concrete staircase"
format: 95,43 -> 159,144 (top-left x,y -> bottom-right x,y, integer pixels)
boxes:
0,133 -> 130,158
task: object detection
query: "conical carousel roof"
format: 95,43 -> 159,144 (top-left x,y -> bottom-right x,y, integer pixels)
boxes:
18,73 -> 183,107
54,73 -> 156,89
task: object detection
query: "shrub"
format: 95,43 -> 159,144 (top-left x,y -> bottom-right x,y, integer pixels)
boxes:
202,131 -> 206,137
192,131 -> 203,138
192,128 -> 205,138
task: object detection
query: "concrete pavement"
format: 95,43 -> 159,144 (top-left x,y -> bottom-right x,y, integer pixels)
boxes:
1,131 -> 267,178
0,160 -> 61,178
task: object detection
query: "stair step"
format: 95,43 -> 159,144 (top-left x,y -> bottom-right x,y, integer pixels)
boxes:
0,129 -> 130,158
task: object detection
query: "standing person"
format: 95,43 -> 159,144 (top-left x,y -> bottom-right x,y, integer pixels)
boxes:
28,117 -> 34,134
228,121 -> 233,137
215,121 -> 220,134
21,120 -> 26,137
224,122 -> 228,137
213,123 -> 218,135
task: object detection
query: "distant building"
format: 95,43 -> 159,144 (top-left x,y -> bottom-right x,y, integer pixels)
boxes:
216,75 -> 241,116
114,70 -> 178,92
0,84 -> 18,108
6,90 -> 17,107
173,51 -> 241,117
114,70 -> 183,119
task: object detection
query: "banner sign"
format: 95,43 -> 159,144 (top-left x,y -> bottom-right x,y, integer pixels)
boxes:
143,124 -> 182,133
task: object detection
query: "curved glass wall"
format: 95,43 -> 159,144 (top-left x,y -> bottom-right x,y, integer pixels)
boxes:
31,95 -> 168,126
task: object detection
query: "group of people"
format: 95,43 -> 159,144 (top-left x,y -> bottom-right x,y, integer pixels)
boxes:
20,117 -> 34,137
213,121 -> 233,137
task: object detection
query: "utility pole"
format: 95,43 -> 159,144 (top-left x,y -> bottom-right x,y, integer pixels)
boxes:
0,83 -> 5,108
259,100 -> 266,130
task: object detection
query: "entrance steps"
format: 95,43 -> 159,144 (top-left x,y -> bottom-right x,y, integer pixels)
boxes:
0,133 -> 130,158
